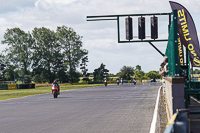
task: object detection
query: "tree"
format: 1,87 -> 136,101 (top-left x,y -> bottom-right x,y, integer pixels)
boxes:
67,71 -> 81,83
31,27 -> 62,83
32,68 -> 49,83
118,66 -> 134,80
93,63 -> 109,82
56,62 -> 69,83
56,26 -> 88,83
80,56 -> 90,82
2,28 -> 33,75
0,54 -> 7,80
134,71 -> 145,81
1,26 -> 88,83
4,65 -> 17,81
193,69 -> 200,74
135,65 -> 141,72
0,53 -> 20,81
145,70 -> 161,79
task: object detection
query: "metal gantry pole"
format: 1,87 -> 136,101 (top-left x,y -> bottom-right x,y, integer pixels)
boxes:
117,16 -> 120,43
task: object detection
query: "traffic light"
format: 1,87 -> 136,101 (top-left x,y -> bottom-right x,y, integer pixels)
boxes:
125,16 -> 133,40
151,16 -> 158,39
138,17 -> 145,39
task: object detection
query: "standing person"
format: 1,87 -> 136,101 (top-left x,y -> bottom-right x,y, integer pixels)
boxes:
162,77 -> 165,95
121,78 -> 123,85
52,80 -> 60,95
129,79 -> 132,86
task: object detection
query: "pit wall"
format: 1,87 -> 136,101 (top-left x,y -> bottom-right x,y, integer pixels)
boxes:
164,77 -> 185,120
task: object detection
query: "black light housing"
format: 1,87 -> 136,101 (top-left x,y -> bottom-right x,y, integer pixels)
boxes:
125,16 -> 133,40
138,17 -> 145,39
151,16 -> 158,39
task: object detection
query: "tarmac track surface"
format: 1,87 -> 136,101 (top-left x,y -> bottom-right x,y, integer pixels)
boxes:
0,83 -> 160,133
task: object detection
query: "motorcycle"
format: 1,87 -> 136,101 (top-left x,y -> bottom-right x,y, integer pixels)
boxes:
133,80 -> 136,85
51,84 -> 59,98
116,79 -> 119,85
104,79 -> 107,87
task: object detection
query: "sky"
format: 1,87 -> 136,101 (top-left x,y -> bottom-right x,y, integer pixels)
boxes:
0,0 -> 200,74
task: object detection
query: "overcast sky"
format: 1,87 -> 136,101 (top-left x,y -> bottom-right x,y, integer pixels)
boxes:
0,0 -> 200,74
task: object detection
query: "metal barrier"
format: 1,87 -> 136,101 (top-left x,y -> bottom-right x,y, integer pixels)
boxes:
185,89 -> 200,109
0,84 -> 35,90
8,84 -> 17,90
164,109 -> 189,133
190,77 -> 200,82
184,81 -> 200,114
0,84 -> 8,90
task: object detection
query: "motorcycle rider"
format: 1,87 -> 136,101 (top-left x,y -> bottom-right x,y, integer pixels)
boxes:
104,77 -> 107,87
133,78 -> 136,85
52,80 -> 60,95
116,78 -> 119,85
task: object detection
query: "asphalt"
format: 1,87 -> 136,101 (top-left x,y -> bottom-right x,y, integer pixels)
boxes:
0,83 -> 161,133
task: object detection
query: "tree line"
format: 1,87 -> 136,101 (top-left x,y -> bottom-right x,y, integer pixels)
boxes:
0,26 -> 162,84
0,26 -> 88,83
116,65 -> 161,81
90,64 -> 161,82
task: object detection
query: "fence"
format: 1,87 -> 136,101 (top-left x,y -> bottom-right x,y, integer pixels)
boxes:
0,84 -> 35,90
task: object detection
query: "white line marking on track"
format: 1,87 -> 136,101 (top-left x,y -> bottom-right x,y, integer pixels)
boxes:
149,86 -> 161,133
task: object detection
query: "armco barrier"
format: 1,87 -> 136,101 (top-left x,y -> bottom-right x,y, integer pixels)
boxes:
142,80 -> 147,83
21,84 -> 34,89
17,84 -> 22,89
17,84 -> 35,89
22,84 -> 29,89
21,84 -> 35,89
30,84 -> 35,88
0,84 -> 35,90
88,82 -> 103,84
0,84 -> 8,90
8,84 -> 17,90
72,82 -> 88,85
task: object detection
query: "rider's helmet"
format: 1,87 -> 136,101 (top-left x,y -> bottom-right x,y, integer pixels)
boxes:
53,80 -> 57,83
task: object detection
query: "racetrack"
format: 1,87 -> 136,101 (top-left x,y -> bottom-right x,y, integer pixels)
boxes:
0,83 -> 160,133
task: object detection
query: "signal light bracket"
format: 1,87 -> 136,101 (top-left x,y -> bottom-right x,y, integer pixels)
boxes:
87,12 -> 172,56
87,12 -> 171,43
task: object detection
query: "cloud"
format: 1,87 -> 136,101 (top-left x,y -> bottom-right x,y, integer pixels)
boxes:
0,0 -> 200,74
0,0 -> 35,14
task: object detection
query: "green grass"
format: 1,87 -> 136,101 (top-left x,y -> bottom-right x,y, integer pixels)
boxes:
0,84 -> 103,101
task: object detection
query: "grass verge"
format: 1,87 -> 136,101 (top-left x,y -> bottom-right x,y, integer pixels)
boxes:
0,84 -> 103,101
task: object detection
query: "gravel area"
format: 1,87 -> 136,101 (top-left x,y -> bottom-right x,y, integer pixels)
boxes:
156,88 -> 168,133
